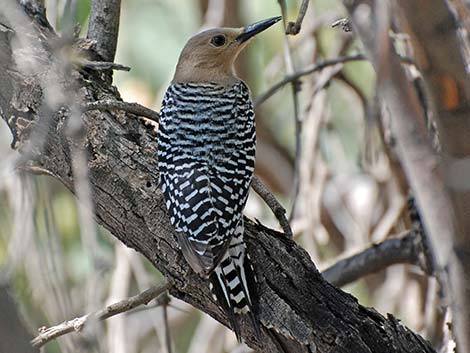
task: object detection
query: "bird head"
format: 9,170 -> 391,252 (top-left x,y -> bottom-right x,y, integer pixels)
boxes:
173,16 -> 282,86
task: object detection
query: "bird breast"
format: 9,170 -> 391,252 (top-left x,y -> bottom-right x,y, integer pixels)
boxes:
159,81 -> 255,171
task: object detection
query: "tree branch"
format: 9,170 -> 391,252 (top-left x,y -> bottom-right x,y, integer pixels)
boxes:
253,54 -> 415,107
322,230 -> 423,287
0,3 -> 436,352
253,54 -> 366,107
285,0 -> 309,35
277,0 -> 304,221
31,280 -> 171,348
87,0 -> 121,62
332,18 -> 352,32
78,59 -> 131,72
251,176 -> 292,237
84,100 -> 160,123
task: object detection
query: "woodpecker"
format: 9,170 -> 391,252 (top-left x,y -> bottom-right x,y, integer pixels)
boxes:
157,16 -> 281,339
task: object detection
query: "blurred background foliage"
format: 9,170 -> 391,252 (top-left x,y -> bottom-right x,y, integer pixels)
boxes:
0,1 -> 436,353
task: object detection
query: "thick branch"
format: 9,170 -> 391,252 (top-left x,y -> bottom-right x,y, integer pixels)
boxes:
87,0 -> 121,62
0,3 -> 435,352
322,231 -> 420,287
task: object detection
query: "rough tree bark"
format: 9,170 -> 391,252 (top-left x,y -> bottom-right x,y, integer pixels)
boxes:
0,2 -> 436,352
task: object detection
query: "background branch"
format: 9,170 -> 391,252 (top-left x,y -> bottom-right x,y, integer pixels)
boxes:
253,54 -> 366,107
31,280 -> 171,348
277,0 -> 303,221
322,230 -> 423,287
285,0 -> 309,35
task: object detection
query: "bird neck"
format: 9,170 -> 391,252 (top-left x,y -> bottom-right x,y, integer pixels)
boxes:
172,60 -> 239,87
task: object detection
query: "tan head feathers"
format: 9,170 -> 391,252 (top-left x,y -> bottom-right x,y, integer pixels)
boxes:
173,16 -> 282,86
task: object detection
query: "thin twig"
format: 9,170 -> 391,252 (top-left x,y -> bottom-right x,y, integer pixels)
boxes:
84,100 -> 160,123
254,54 -> 366,107
332,18 -> 352,32
285,0 -> 310,35
251,176 -> 292,237
78,59 -> 131,72
15,164 -> 57,178
278,0 -> 303,222
254,53 -> 414,107
31,279 -> 172,348
322,230 -> 422,287
162,293 -> 173,353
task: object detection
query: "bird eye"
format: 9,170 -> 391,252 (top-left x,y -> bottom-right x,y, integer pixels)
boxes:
210,35 -> 226,47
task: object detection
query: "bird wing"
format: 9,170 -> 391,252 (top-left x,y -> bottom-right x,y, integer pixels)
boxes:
160,169 -> 226,274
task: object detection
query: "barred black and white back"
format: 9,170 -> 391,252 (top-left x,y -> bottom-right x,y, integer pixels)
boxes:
157,81 -> 258,338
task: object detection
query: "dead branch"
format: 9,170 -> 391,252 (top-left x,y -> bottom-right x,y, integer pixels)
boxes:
31,279 -> 171,348
251,176 -> 292,237
277,0 -> 303,221
322,230 -> 424,287
78,59 -> 131,72
84,100 -> 160,123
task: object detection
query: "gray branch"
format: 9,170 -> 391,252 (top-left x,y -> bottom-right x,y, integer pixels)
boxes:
322,231 -> 422,287
253,54 -> 366,107
251,176 -> 292,237
87,0 -> 121,62
31,280 -> 171,348
285,0 -> 309,35
84,100 -> 160,123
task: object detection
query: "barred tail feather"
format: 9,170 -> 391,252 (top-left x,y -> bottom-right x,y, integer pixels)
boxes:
209,230 -> 259,341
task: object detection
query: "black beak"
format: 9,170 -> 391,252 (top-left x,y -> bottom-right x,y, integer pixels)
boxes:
235,16 -> 282,43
